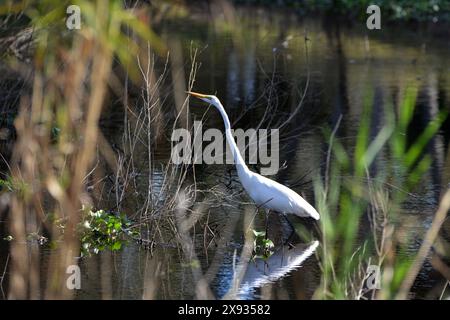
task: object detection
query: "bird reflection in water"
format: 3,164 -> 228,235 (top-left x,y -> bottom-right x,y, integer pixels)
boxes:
220,240 -> 319,299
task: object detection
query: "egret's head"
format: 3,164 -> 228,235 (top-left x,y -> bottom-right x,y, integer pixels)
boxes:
186,91 -> 220,106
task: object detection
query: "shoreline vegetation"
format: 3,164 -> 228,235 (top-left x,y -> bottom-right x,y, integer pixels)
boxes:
231,0 -> 450,22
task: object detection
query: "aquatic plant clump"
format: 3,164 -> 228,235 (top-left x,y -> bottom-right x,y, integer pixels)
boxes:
79,208 -> 137,257
252,230 -> 275,260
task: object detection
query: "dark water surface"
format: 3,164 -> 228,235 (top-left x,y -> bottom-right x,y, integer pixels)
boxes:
1,7 -> 449,299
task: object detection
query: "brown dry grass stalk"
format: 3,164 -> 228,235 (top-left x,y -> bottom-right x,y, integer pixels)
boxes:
396,188 -> 450,299
7,2 -> 121,299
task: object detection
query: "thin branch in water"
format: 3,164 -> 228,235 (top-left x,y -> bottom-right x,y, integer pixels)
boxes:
396,188 -> 450,299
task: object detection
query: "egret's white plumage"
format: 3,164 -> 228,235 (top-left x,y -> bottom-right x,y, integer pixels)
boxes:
187,92 -> 320,221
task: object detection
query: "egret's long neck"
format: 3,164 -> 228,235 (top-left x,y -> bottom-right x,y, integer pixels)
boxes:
214,101 -> 248,174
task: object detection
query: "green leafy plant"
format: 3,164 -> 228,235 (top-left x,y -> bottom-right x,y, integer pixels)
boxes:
0,178 -> 14,192
0,176 -> 29,199
79,208 -> 137,257
252,230 -> 275,260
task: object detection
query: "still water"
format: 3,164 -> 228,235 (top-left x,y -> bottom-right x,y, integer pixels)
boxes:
1,6 -> 450,299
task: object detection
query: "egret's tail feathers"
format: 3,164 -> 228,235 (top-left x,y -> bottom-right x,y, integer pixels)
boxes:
302,202 -> 320,220
309,208 -> 320,220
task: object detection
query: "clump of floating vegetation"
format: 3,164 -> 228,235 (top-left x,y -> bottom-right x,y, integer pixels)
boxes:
79,208 -> 137,257
252,230 -> 275,260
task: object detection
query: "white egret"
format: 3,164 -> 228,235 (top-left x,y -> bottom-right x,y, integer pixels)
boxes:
187,92 -> 320,222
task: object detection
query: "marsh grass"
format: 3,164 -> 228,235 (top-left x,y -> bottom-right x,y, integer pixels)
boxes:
314,86 -> 448,299
0,0 -> 168,299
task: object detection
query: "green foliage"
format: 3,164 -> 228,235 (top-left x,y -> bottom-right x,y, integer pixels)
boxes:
315,85 -> 448,299
0,178 -> 14,192
231,0 -> 450,21
0,176 -> 29,199
0,0 -> 166,83
252,230 -> 275,260
79,208 -> 137,257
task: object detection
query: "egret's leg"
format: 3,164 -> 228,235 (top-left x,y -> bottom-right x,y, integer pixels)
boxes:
285,227 -> 297,247
280,215 -> 297,246
282,213 -> 296,234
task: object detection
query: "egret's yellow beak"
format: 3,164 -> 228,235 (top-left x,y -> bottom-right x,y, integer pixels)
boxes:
186,91 -> 210,99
